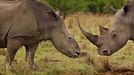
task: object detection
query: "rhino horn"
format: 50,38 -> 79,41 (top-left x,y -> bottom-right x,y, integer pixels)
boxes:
77,20 -> 98,46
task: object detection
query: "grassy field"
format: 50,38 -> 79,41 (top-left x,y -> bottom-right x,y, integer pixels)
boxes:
0,13 -> 134,75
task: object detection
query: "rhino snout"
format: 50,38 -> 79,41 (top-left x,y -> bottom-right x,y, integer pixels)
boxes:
71,50 -> 80,58
76,51 -> 80,55
75,51 -> 80,56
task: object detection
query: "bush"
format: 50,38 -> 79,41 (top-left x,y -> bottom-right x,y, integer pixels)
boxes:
44,0 -> 87,15
43,0 -> 127,14
85,0 -> 127,14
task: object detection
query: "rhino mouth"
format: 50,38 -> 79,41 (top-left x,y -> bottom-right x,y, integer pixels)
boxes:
67,50 -> 80,58
60,49 -> 80,58
72,51 -> 80,58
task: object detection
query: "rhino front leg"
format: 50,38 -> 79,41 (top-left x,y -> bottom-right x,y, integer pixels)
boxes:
5,38 -> 22,69
24,43 -> 38,69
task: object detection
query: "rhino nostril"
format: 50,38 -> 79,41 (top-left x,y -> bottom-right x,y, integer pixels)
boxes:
76,51 -> 80,55
102,49 -> 109,55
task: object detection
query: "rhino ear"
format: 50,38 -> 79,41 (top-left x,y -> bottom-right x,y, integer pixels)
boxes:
47,11 -> 59,21
55,10 -> 60,16
123,5 -> 130,15
99,25 -> 108,35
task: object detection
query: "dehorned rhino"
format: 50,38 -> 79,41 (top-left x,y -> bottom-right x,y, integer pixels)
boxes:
78,0 -> 134,56
0,0 -> 80,69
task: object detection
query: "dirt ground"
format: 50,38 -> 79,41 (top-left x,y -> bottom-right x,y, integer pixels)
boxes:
99,61 -> 134,75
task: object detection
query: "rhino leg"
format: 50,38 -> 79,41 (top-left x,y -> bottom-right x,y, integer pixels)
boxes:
24,43 -> 38,70
5,38 -> 22,69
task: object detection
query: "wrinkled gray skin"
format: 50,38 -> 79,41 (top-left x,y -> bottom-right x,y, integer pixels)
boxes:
78,0 -> 134,56
0,0 -> 80,69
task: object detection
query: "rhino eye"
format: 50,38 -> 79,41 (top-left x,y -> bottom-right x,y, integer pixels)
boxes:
112,33 -> 117,37
68,37 -> 72,39
111,31 -> 117,38
67,36 -> 74,43
113,34 -> 116,37
68,36 -> 73,40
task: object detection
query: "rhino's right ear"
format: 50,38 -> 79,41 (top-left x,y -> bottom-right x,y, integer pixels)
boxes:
123,5 -> 130,15
55,10 -> 60,16
99,25 -> 108,35
47,11 -> 59,21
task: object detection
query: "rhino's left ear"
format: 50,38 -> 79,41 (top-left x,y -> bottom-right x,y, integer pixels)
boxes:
99,25 -> 108,35
123,5 -> 130,15
47,11 -> 59,21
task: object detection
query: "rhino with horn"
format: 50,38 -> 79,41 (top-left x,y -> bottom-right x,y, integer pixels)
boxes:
78,0 -> 134,56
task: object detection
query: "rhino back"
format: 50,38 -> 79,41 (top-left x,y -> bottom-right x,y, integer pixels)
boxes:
0,0 -> 55,46
9,8 -> 37,37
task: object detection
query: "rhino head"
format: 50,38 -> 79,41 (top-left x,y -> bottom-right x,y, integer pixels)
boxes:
78,1 -> 134,56
44,11 -> 80,58
25,0 -> 80,58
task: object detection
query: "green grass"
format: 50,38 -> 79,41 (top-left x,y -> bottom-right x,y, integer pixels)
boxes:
0,13 -> 134,75
44,0 -> 127,14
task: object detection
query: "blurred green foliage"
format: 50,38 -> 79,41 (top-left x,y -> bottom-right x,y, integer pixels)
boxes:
44,0 -> 127,14
86,0 -> 127,13
44,0 -> 87,16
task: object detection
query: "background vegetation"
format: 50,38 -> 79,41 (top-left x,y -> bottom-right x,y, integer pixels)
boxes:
44,0 -> 127,14
1,0 -> 134,75
1,13 -> 134,75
